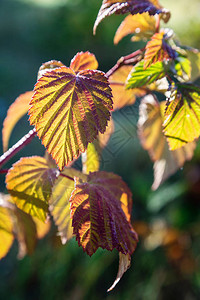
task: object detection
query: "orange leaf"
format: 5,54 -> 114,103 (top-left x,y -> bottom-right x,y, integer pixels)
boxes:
114,13 -> 156,44
37,60 -> 65,79
109,66 -> 146,110
70,171 -> 138,256
2,91 -> 34,152
6,156 -> 58,222
70,51 -> 98,72
144,32 -> 177,69
29,60 -> 113,170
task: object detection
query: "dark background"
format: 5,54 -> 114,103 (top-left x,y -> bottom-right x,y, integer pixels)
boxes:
1,0 -> 200,299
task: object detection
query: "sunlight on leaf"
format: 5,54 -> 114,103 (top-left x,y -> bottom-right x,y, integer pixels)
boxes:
126,60 -> 166,89
114,13 -> 156,44
144,31 -> 177,69
2,91 -> 34,152
82,142 -> 100,174
109,66 -> 146,110
138,95 -> 196,190
163,84 -> 200,150
32,216 -> 51,239
37,60 -> 65,79
6,156 -> 58,222
29,55 -> 113,170
70,51 -> 98,73
70,171 -> 138,256
94,0 -> 169,34
49,168 -> 87,244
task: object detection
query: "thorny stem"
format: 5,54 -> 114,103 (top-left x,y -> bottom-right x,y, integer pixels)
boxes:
105,47 -> 145,78
0,128 -> 36,169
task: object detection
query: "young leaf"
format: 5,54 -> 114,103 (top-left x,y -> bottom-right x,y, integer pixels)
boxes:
174,56 -> 191,82
109,66 -> 146,110
70,51 -> 98,72
70,171 -> 138,256
2,91 -> 34,152
126,60 -> 166,89
6,156 -> 58,222
94,0 -> 169,34
29,57 -> 113,170
114,13 -> 156,44
144,32 -> 177,69
49,168 -> 87,244
138,95 -> 196,189
163,84 -> 200,150
0,199 -> 14,259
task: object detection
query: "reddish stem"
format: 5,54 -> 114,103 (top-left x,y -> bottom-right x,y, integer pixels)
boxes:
0,169 -> 9,174
155,15 -> 160,33
0,128 -> 36,168
106,48 -> 145,78
59,172 -> 75,182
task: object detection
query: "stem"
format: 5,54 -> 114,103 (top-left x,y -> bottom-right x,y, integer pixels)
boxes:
106,48 -> 145,78
0,169 -> 9,174
155,15 -> 160,33
0,128 -> 36,168
59,173 -> 75,182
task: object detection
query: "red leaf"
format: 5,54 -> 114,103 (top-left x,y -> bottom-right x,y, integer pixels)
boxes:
70,51 -> 98,72
70,171 -> 138,256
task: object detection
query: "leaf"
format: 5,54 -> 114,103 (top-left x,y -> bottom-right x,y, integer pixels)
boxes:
70,51 -> 98,72
126,60 -> 166,89
93,0 -> 169,34
114,13 -> 156,44
38,60 -> 65,79
70,171 -> 138,256
49,168 -> 87,244
109,66 -> 146,110
174,56 -> 191,82
138,95 -> 196,190
29,60 -> 113,170
98,117 -> 115,148
144,32 -> 177,69
186,50 -> 200,81
0,197 -> 14,259
13,206 -> 37,259
163,84 -> 200,150
32,217 -> 51,239
2,91 -> 34,152
107,253 -> 131,292
82,142 -> 100,174
6,156 -> 58,222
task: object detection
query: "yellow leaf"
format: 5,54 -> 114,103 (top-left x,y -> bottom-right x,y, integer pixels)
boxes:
6,156 -> 58,222
49,168 -> 87,244
2,91 -> 34,152
29,62 -> 113,170
114,13 -> 156,44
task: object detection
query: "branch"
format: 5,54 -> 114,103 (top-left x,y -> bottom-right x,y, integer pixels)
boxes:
106,48 -> 145,78
0,128 -> 36,168
59,172 -> 75,182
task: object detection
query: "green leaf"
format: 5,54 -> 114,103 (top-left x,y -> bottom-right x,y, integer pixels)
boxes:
6,156 -> 58,222
163,84 -> 200,150
29,54 -> 113,170
49,168 -> 87,244
126,60 -> 166,89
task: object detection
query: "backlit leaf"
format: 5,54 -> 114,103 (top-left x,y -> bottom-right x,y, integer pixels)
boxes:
144,32 -> 177,69
70,171 -> 138,256
29,60 -> 113,170
126,60 -> 166,89
109,66 -> 146,110
82,142 -> 100,174
0,198 -> 14,259
38,60 -> 65,79
6,156 -> 58,222
32,217 -> 51,239
174,56 -> 191,82
70,51 -> 98,72
186,50 -> 200,81
107,253 -> 131,292
49,168 -> 87,244
93,0 -> 169,34
98,117 -> 115,148
114,13 -> 156,44
138,95 -> 196,190
163,84 -> 200,150
2,91 -> 34,152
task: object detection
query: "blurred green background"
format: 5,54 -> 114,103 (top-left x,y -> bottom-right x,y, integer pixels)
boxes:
1,0 -> 200,299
